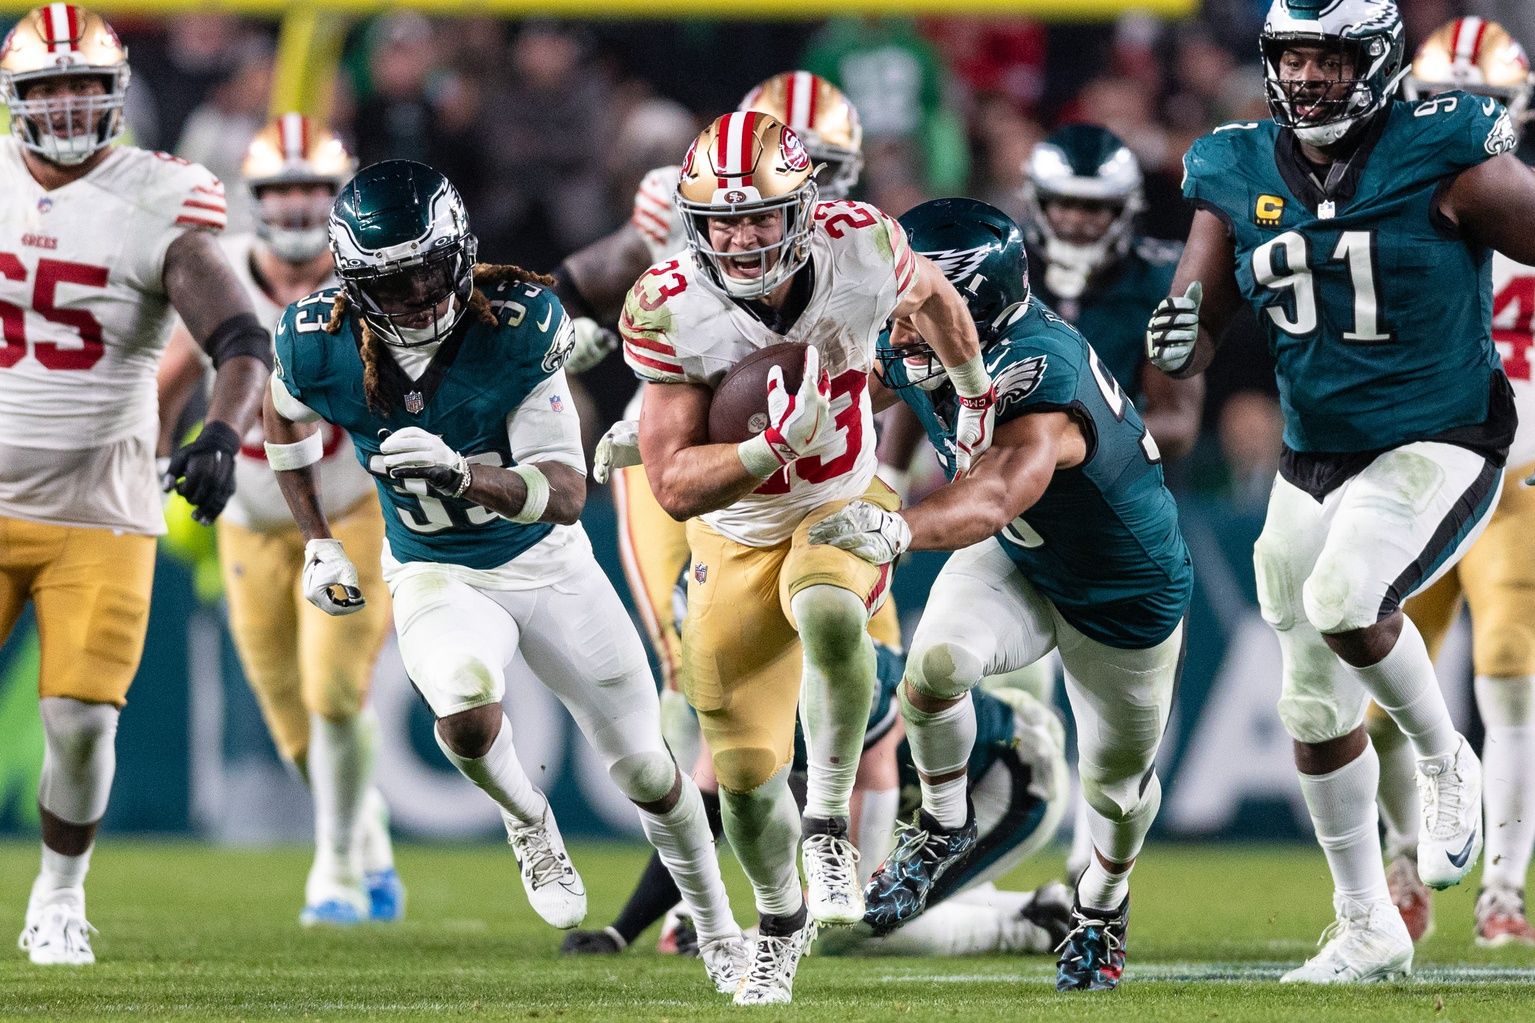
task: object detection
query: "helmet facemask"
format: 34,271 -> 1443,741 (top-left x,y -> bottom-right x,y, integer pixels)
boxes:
254,182 -> 338,263
337,237 -> 477,348
5,68 -> 126,166
1261,6 -> 1407,149
679,181 -> 819,301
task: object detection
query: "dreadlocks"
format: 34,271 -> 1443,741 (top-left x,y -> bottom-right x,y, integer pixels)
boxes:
326,262 -> 559,416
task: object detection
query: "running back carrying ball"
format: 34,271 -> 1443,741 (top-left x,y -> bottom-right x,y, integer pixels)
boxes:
707,342 -> 808,443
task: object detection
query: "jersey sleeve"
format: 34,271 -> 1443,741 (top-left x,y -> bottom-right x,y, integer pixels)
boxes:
1180,125 -> 1262,229
819,200 -> 918,323
505,369 -> 584,472
1407,91 -> 1519,173
139,154 -> 228,295
271,288 -> 339,420
620,261 -> 689,384
631,165 -> 683,263
992,310 -> 1083,422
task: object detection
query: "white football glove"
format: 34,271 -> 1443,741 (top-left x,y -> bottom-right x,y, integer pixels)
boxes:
564,317 -> 619,375
806,500 -> 912,566
1145,281 -> 1203,375
374,427 -> 471,498
302,538 -> 366,616
593,419 -> 641,484
952,387 -> 997,479
738,346 -> 839,476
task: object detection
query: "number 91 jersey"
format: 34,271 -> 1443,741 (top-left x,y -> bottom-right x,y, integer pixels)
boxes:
620,199 -> 916,547
0,138 -> 225,453
1183,95 -> 1515,456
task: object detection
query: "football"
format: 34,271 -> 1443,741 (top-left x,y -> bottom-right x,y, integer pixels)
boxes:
706,342 -> 809,443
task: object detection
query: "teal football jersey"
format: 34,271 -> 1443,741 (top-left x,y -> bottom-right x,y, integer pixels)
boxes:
273,281 -> 575,570
886,297 -> 1192,648
1183,95 -> 1517,454
1030,237 -> 1181,398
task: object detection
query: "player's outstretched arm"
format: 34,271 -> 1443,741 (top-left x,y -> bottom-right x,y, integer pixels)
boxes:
1440,152 -> 1535,265
1139,368 -> 1204,463
637,380 -> 770,521
1150,209 -> 1243,379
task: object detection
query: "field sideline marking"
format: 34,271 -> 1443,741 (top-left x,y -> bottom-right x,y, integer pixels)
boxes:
876,963 -> 1535,985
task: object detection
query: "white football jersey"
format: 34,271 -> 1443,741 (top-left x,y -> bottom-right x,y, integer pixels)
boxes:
631,165 -> 686,263
211,234 -> 374,531
0,139 -> 226,532
1492,252 -> 1535,471
621,200 -> 917,546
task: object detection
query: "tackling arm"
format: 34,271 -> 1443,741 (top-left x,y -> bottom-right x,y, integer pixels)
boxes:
638,380 -> 766,521
1440,153 -> 1535,265
555,224 -> 656,326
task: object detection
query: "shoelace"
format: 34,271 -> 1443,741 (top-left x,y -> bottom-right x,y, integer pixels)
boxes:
1417,759 -> 1466,836
887,821 -> 933,867
700,937 -> 745,978
746,933 -> 802,985
28,907 -> 96,952
805,834 -> 860,893
1054,915 -> 1120,962
509,824 -> 569,890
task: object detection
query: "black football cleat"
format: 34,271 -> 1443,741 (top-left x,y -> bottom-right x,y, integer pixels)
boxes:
561,926 -> 626,955
861,807 -> 978,937
1055,893 -> 1129,991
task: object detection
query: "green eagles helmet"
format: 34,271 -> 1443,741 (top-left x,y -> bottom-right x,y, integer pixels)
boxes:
1022,124 -> 1143,301
328,160 -> 478,348
1261,0 -> 1407,147
879,197 -> 1029,389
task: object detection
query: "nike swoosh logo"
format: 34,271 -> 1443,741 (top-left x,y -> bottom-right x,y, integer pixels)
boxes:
537,306 -> 553,331
1484,97 -> 1498,115
1447,833 -> 1477,869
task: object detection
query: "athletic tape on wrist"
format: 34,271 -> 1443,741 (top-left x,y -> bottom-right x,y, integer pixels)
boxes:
946,353 -> 991,398
738,434 -> 783,478
263,431 -> 324,471
508,464 -> 550,523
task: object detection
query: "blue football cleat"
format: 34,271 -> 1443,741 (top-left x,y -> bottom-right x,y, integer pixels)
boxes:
862,807 -> 978,936
300,898 -> 366,928
366,868 -> 406,923
1055,894 -> 1129,991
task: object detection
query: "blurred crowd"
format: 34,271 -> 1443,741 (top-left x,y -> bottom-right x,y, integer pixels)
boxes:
81,0 -> 1532,496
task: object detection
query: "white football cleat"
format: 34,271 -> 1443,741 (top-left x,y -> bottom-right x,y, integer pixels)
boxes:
19,895 -> 96,966
1281,896 -> 1411,984
506,807 -> 587,929
300,877 -> 370,928
734,917 -> 817,1006
802,818 -> 863,925
1416,736 -> 1483,890
699,932 -> 749,994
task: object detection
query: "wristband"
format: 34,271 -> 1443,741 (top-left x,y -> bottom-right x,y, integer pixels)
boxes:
263,431 -> 324,471
507,464 -> 550,523
738,434 -> 784,478
946,353 -> 991,398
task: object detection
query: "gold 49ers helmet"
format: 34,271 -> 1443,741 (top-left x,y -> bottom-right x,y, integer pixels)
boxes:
677,110 -> 818,300
242,113 -> 357,263
1404,17 -> 1533,137
0,3 -> 129,166
739,71 -> 863,200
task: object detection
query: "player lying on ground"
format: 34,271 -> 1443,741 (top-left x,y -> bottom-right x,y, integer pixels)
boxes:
262,160 -> 746,994
813,197 -> 1192,992
1149,0 -> 1535,982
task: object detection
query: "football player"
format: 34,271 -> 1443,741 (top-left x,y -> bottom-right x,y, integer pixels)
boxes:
1021,124 -> 1203,462
812,198 -> 1192,992
157,116 -> 404,927
0,4 -> 270,965
263,161 -> 745,993
1369,16 -> 1535,948
1147,0 -> 1535,982
623,112 -> 993,1005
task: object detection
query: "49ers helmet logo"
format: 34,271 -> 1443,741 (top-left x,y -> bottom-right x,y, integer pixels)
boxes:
780,127 -> 810,172
724,189 -> 747,203
681,137 -> 700,176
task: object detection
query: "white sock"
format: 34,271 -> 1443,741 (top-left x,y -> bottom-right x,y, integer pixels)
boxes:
721,770 -> 803,919
34,844 -> 90,905
1370,720 -> 1419,861
358,787 -> 396,875
1077,857 -> 1132,913
855,787 -> 898,884
794,587 -> 876,821
874,900 -> 1007,955
1298,742 -> 1389,905
1085,772 -> 1162,866
904,689 -> 977,830
1476,674 -> 1535,890
636,776 -> 736,943
1346,618 -> 1457,761
434,714 -> 546,826
309,714 -> 372,881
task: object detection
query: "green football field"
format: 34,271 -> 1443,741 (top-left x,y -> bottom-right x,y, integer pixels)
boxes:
1,840 -> 1532,1022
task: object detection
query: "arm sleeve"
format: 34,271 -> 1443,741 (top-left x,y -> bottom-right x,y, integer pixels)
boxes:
506,369 -> 585,472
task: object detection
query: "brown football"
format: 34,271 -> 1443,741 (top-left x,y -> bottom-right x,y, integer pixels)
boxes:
707,342 -> 808,443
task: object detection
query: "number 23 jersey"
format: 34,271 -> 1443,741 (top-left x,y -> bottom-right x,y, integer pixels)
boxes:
620,199 -> 916,547
1182,94 -> 1515,456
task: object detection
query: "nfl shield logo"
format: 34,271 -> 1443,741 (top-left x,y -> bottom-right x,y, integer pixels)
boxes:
404,391 -> 424,415
36,197 -> 52,214
549,394 -> 564,413
693,562 -> 708,584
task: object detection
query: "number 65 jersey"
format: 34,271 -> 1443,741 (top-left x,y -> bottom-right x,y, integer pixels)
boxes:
0,138 -> 225,533
620,199 -> 916,547
1182,94 -> 1516,458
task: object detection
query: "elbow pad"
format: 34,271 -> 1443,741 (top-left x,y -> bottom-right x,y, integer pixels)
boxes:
204,312 -> 273,370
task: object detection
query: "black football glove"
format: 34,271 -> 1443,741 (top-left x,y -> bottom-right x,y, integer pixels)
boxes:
163,420 -> 241,525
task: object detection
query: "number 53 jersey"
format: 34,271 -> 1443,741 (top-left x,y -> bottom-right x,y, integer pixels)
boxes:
1182,94 -> 1517,457
0,137 -> 225,532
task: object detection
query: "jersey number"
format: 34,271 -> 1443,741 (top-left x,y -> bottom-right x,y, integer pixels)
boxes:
0,255 -> 109,370
383,451 -> 503,534
754,368 -> 867,495
813,202 -> 877,239
1087,344 -> 1161,464
1252,229 -> 1391,343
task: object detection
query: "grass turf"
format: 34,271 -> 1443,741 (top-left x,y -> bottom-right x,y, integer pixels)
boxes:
0,841 -> 1531,1021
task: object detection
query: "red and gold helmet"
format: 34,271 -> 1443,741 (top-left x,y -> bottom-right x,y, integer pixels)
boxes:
242,113 -> 357,262
677,110 -> 818,299
739,71 -> 863,200
1404,17 -> 1532,137
0,4 -> 128,166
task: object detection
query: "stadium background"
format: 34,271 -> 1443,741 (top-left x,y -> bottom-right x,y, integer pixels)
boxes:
0,0 -> 1519,844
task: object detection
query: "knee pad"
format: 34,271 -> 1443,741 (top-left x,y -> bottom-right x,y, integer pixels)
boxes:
607,750 -> 678,805
790,584 -> 868,662
38,697 -> 119,824
906,639 -> 984,703
414,653 -> 505,718
1276,687 -> 1367,745
713,745 -> 787,795
1302,550 -> 1379,635
1253,531 -> 1303,630
1079,764 -> 1157,826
